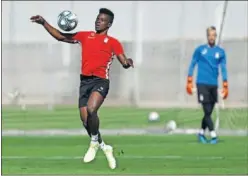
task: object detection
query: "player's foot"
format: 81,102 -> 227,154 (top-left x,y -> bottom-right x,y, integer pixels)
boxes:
198,134 -> 207,144
83,141 -> 99,163
210,137 -> 218,144
102,145 -> 116,169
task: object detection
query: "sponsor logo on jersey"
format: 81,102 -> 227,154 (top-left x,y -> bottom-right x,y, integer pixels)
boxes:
201,48 -> 207,55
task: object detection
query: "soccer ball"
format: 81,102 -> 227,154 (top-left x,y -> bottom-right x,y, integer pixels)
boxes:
57,10 -> 78,31
165,120 -> 177,131
148,112 -> 160,122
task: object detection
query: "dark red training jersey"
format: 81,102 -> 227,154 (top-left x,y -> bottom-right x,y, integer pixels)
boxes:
72,31 -> 124,79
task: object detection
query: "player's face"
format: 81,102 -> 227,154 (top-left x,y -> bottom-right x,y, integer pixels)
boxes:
207,29 -> 217,45
95,13 -> 111,32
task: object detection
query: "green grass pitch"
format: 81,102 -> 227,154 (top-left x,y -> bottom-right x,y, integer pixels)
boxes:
2,106 -> 248,130
2,135 -> 248,174
2,106 -> 248,174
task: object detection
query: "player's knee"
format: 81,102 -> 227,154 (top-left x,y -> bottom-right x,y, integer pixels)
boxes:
205,109 -> 212,117
79,107 -> 88,122
87,106 -> 97,117
203,104 -> 213,117
203,116 -> 207,123
204,113 -> 211,119
79,113 -> 86,123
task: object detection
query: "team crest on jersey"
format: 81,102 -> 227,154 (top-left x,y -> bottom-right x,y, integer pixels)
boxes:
201,48 -> 207,55
104,37 -> 109,43
215,52 -> 220,59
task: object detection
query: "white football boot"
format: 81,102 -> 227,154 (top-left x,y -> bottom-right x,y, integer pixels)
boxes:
102,145 -> 116,169
83,141 -> 99,163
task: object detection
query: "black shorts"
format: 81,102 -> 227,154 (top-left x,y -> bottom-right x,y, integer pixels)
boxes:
78,75 -> 109,108
197,84 -> 218,104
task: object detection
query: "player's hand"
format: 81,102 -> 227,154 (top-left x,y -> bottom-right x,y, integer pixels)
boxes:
123,58 -> 134,69
221,81 -> 228,99
186,76 -> 193,95
30,15 -> 46,25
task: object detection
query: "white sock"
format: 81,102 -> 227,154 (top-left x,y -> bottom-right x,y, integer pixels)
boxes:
199,129 -> 205,135
100,141 -> 106,149
210,131 -> 217,138
91,134 -> 99,142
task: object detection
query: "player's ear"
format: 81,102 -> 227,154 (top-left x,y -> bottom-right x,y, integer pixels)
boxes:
108,23 -> 112,28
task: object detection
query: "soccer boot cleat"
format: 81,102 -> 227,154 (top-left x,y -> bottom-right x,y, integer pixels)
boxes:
83,141 -> 99,163
102,145 -> 116,169
210,137 -> 218,144
198,134 -> 208,144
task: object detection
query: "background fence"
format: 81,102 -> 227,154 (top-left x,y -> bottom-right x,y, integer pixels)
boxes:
2,1 -> 248,108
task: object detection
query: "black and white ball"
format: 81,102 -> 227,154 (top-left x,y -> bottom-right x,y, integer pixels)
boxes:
57,10 -> 78,31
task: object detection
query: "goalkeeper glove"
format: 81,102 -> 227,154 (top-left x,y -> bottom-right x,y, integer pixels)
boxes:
221,81 -> 228,99
186,76 -> 194,95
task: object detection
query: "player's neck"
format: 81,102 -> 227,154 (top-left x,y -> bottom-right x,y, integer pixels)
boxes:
208,43 -> 216,48
96,30 -> 108,35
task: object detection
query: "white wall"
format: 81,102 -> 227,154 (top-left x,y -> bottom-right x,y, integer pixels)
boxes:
2,1 -> 248,42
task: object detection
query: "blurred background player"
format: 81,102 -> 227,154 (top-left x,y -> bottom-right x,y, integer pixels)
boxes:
30,8 -> 134,169
186,26 -> 228,144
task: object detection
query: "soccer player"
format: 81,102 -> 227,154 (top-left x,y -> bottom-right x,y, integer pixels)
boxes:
186,26 -> 228,144
30,8 -> 134,169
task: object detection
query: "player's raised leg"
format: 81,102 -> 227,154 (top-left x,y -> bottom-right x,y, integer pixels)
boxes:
78,78 -> 94,138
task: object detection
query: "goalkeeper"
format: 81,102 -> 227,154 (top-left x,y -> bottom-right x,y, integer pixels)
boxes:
186,26 -> 228,144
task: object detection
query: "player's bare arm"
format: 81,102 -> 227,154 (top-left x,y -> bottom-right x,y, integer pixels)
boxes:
116,54 -> 134,69
30,15 -> 77,44
112,39 -> 134,69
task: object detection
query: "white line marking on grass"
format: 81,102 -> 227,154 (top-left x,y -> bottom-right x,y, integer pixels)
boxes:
2,128 -> 248,136
2,155 -> 246,160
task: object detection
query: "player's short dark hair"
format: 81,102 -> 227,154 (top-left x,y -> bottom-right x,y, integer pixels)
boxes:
206,26 -> 216,34
99,8 -> 114,24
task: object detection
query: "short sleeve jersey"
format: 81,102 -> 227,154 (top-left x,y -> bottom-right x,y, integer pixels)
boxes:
72,31 -> 124,79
